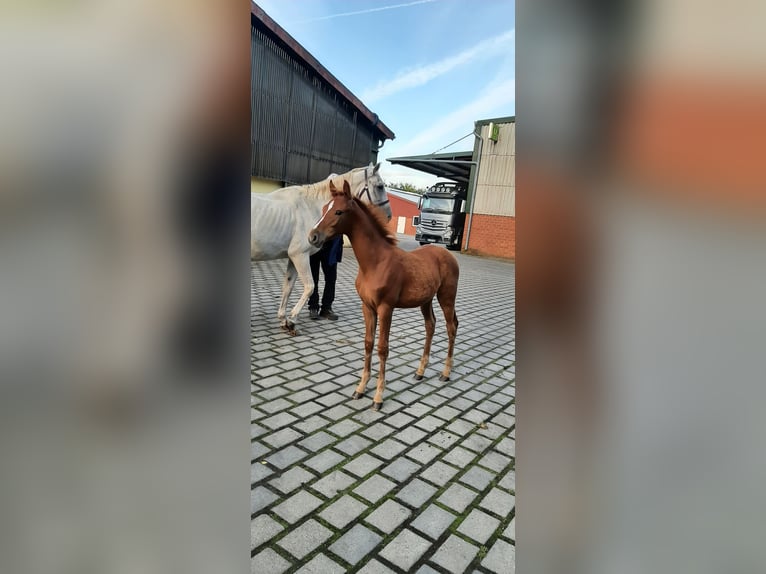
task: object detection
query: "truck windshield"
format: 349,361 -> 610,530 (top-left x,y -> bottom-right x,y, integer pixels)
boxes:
421,197 -> 454,214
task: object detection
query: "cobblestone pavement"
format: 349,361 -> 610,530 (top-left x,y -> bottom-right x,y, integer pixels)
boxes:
252,236 -> 515,573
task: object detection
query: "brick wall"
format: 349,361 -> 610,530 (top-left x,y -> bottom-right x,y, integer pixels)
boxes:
386,195 -> 420,236
463,214 -> 515,259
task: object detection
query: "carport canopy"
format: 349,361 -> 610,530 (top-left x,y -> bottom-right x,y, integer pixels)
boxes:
387,151 -> 473,185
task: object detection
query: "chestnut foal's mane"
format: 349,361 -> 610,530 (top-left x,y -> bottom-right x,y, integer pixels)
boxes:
349,195 -> 398,246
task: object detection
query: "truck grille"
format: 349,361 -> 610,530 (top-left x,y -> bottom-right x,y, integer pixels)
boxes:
420,219 -> 447,232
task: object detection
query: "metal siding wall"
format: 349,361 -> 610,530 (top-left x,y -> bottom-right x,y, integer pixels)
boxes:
252,23 -> 376,185
473,122 -> 516,216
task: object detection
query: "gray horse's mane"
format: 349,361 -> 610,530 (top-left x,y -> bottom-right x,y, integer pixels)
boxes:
302,166 -> 367,201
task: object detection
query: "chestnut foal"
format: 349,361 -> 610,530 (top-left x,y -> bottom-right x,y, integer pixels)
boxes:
308,180 -> 459,411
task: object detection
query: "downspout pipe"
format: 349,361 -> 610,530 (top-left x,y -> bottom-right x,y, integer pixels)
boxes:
463,127 -> 483,251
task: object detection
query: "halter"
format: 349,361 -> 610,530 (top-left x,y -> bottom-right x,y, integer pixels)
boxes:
356,167 -> 390,209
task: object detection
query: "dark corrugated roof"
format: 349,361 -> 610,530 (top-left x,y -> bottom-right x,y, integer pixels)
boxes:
386,151 -> 474,184
251,2 -> 395,142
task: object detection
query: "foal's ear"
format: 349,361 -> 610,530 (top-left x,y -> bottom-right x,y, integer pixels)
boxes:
329,179 -> 338,193
342,180 -> 351,196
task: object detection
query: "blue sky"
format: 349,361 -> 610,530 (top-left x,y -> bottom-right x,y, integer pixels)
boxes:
254,0 -> 515,188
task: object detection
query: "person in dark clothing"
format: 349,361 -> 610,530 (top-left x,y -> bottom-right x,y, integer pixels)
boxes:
308,235 -> 343,320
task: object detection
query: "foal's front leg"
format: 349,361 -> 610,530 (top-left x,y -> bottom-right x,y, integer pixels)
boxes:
353,304 -> 377,400
371,306 -> 393,411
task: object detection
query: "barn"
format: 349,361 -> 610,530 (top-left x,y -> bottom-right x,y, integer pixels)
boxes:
250,3 -> 395,193
389,116 -> 515,259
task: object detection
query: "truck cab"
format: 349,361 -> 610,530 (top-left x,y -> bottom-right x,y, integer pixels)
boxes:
413,181 -> 467,251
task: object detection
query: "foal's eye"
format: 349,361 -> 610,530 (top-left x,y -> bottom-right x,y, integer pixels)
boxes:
335,210 -> 344,216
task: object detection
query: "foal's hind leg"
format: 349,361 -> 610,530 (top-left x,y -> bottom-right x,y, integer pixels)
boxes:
414,301 -> 436,381
353,304 -> 377,400
437,292 -> 459,382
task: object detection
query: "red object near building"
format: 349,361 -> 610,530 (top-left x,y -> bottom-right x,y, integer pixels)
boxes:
385,189 -> 421,237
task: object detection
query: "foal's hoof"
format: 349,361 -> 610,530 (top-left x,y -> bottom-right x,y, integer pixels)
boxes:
352,391 -> 365,400
371,401 -> 383,412
413,373 -> 424,381
439,374 -> 450,382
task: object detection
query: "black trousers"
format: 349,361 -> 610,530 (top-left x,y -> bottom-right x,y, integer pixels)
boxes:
309,250 -> 337,311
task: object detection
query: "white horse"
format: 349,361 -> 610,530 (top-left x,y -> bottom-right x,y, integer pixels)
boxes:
251,163 -> 391,334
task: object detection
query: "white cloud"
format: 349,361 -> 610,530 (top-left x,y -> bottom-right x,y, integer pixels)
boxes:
387,77 -> 515,159
362,29 -> 514,103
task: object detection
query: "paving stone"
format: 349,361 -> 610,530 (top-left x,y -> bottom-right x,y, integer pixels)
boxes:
291,401 -> 326,418
266,445 -> 308,469
329,524 -> 383,566
415,565 -> 442,574
295,415 -> 331,434
299,431 -> 335,451
381,457 -> 421,483
295,553 -> 346,574
317,392 -> 347,408
304,449 -> 345,473
379,528 -> 432,572
462,409 -> 489,424
496,437 -> 515,457
252,548 -> 291,574
261,411 -> 299,430
319,494 -> 369,529
504,517 -> 515,541
276,519 -> 333,559
420,393 -> 449,407
459,466 -> 494,492
251,441 -> 270,461
498,470 -> 515,492
438,483 -> 478,513
457,508 -> 501,545
260,397 -> 293,415
251,461 -> 274,483
311,470 -> 356,498
482,539 -> 515,574
420,460 -> 460,487
272,490 -> 323,523
343,453 -> 384,477
366,423 -> 396,441
353,408 -> 386,425
410,504 -> 456,540
479,489 -> 515,519
478,451 -> 512,473
430,534 -> 479,574
353,474 -> 396,504
251,514 -> 283,549
406,442 -> 442,465
461,433 -> 494,454
428,430 -> 461,449
323,404 -> 355,421
251,424 -> 268,439
328,418 -> 363,437
357,559 -> 397,574
262,427 -> 302,449
268,466 -> 315,494
403,402 -> 432,417
364,499 -> 411,534
396,426 -> 428,445
370,438 -> 408,460
414,414 -> 444,433
432,405 -> 461,421
335,435 -> 372,456
385,411 -> 415,428
251,486 -> 279,514
446,419 -> 475,436
396,478 -> 437,508
442,446 -> 476,468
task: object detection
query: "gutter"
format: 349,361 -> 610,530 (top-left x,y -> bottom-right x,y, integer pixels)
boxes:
463,126 -> 483,250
